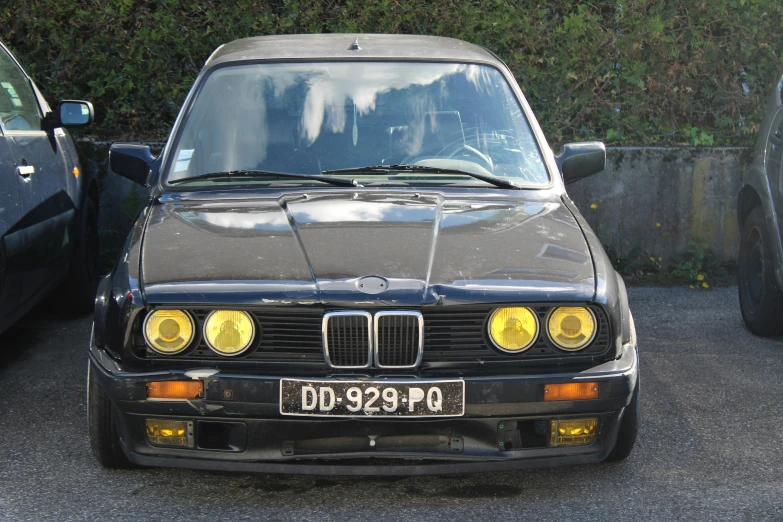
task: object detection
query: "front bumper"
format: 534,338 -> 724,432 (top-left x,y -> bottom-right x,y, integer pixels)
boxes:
89,340 -> 638,475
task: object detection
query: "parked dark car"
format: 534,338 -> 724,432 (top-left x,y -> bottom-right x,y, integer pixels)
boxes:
738,72 -> 783,336
0,41 -> 98,335
89,34 -> 639,475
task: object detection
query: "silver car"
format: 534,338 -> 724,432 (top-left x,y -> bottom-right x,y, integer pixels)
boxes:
737,72 -> 783,335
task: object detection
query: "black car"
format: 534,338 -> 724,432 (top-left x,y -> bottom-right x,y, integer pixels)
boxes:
737,72 -> 783,335
89,34 -> 639,475
0,41 -> 97,335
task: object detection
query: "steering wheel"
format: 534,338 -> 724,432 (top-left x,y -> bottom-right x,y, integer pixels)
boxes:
437,141 -> 494,171
0,110 -> 23,125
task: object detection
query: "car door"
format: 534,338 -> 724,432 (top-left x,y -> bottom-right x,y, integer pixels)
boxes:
0,44 -> 72,306
0,128 -> 22,320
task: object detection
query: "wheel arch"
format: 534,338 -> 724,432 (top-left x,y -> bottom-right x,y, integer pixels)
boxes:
737,182 -> 783,294
737,184 -> 763,230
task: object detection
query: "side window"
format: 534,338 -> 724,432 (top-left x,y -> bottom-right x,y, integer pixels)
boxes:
0,47 -> 42,131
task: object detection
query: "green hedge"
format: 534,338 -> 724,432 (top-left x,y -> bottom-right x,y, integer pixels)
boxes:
2,0 -> 781,145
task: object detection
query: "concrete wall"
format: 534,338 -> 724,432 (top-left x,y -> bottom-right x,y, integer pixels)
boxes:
78,141 -> 749,267
567,147 -> 748,266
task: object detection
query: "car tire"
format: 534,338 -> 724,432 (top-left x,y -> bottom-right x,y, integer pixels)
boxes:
88,364 -> 134,469
604,378 -> 639,463
738,206 -> 783,336
61,196 -> 101,315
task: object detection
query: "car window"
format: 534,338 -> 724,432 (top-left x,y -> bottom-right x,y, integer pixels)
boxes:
166,62 -> 549,187
0,47 -> 42,131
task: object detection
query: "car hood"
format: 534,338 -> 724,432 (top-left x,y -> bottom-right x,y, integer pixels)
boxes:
140,192 -> 595,306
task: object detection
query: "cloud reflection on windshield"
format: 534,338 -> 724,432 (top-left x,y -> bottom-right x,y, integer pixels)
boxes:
297,63 -> 470,148
168,61 -> 550,185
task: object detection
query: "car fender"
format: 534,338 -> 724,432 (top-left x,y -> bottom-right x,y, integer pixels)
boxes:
93,274 -> 113,348
615,273 -> 631,345
738,136 -> 783,290
561,196 -> 627,354
92,203 -> 150,358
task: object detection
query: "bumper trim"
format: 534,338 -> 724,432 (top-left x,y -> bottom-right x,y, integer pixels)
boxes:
122,444 -> 610,476
90,336 -> 637,384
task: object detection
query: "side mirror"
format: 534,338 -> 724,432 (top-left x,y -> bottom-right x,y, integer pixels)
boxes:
555,141 -> 606,184
43,100 -> 94,129
109,143 -> 155,186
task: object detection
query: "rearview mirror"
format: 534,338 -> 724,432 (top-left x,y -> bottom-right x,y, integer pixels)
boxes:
555,142 -> 606,184
109,144 -> 155,186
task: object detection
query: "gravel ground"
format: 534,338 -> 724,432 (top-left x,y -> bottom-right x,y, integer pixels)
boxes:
0,286 -> 781,521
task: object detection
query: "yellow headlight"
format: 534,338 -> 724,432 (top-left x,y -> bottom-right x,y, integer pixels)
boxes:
548,307 -> 596,351
488,307 -> 538,353
143,310 -> 194,354
204,310 -> 255,356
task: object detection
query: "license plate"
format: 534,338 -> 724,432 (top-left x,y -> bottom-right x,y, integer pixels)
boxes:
279,379 -> 465,418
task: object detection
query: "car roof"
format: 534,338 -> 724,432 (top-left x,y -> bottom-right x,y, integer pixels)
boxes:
205,34 -> 503,68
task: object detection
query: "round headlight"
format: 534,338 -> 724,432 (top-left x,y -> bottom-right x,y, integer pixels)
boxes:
547,307 -> 596,351
143,310 -> 195,355
203,310 -> 255,356
487,307 -> 538,353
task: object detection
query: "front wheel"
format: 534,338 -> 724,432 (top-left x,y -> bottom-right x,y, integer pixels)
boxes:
738,206 -> 783,336
88,364 -> 134,468
603,379 -> 639,463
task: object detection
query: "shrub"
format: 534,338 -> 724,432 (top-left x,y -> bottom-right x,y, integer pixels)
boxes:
2,0 -> 781,143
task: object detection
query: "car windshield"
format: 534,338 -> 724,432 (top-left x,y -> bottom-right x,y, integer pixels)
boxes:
165,62 -> 550,187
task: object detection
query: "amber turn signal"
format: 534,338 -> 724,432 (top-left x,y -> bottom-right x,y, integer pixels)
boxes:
147,381 -> 203,400
544,382 -> 599,401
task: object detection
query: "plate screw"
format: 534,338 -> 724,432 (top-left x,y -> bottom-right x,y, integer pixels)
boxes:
223,389 -> 233,400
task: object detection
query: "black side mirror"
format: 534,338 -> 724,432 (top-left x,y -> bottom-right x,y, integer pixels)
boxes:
555,142 -> 606,184
43,100 -> 94,129
110,143 -> 155,186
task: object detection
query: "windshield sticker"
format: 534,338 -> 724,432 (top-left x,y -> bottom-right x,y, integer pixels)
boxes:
175,160 -> 190,172
1,82 -> 22,107
174,149 -> 194,172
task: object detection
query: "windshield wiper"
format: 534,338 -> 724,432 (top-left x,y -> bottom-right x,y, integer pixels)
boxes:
321,164 -> 521,190
169,169 -> 361,187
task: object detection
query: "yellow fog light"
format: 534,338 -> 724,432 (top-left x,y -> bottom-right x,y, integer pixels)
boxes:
143,310 -> 194,354
204,310 -> 255,356
547,307 -> 596,351
549,418 -> 599,446
145,418 -> 194,447
488,307 -> 538,353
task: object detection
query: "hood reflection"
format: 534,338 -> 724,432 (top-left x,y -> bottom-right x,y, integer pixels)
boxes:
142,192 -> 593,304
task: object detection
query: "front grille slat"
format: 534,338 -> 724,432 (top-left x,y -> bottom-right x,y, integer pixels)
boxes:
375,312 -> 422,368
324,312 -> 371,368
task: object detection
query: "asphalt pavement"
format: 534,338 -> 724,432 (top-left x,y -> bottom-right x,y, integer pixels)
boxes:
0,286 -> 781,521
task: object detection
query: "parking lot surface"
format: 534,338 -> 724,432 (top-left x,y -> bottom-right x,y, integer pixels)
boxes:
0,286 -> 781,521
